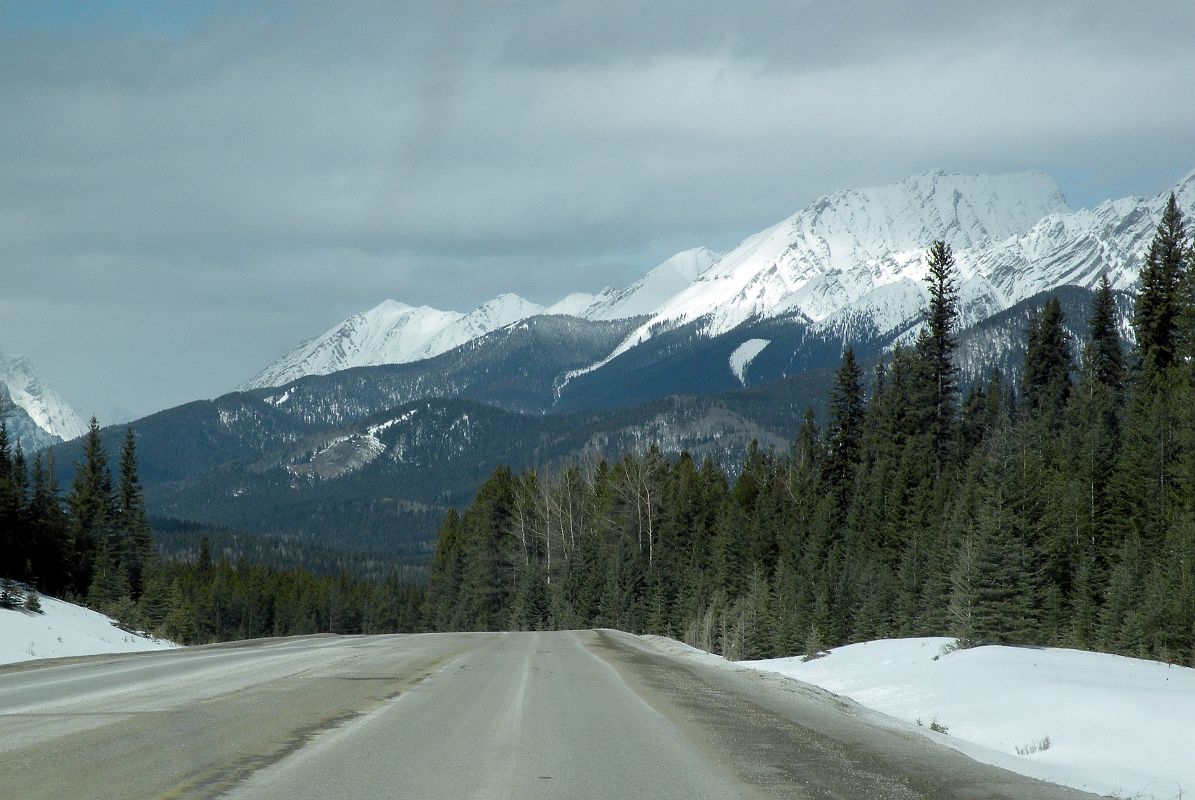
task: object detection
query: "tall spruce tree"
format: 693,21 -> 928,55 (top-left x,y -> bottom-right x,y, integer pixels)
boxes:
67,417 -> 113,595
27,454 -> 72,595
824,347 -> 865,507
1023,296 -> 1072,423
1132,194 -> 1187,374
916,240 -> 960,472
114,426 -> 154,597
1087,275 -> 1125,395
0,422 -> 21,579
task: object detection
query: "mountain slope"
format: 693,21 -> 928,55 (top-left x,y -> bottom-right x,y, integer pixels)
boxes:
240,247 -> 716,392
250,314 -> 642,425
0,350 -> 87,449
412,293 -> 545,362
607,171 -> 1068,349
567,169 -> 1192,394
582,247 -> 720,320
53,370 -> 825,552
239,300 -> 464,391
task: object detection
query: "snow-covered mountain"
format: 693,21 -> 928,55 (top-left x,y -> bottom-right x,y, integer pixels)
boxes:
243,168 -> 1194,399
581,247 -> 720,321
240,300 -> 463,391
0,350 -> 87,448
241,294 -> 550,391
588,171 -> 1070,366
240,248 -> 716,391
414,293 -> 545,361
576,169 -> 1194,379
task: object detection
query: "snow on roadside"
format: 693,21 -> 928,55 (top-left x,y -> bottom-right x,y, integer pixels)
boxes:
735,637 -> 1194,800
1,593 -> 177,665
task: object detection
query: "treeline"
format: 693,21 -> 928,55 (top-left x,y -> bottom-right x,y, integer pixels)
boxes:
129,551 -> 424,644
1,416 -> 424,644
426,196 -> 1195,666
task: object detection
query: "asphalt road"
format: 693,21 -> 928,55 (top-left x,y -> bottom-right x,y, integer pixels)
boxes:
0,630 -> 1103,799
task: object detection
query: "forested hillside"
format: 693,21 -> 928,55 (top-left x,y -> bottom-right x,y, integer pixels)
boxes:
0,416 -> 424,644
427,197 -> 1195,666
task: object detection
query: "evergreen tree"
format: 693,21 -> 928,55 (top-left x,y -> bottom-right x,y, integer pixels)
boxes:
114,426 -> 154,597
1023,296 -> 1073,423
27,454 -> 72,596
1087,274 -> 1124,395
67,417 -> 113,595
23,587 -> 43,613
0,576 -> 21,608
0,423 -> 22,580
426,509 -> 464,631
915,240 -> 960,472
88,538 -> 130,611
968,425 -> 1039,643
824,347 -> 865,506
1133,194 -> 1188,374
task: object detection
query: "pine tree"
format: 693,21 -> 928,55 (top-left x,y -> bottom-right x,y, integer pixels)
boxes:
1087,274 -> 1124,395
114,426 -> 154,597
427,508 -> 464,631
1133,194 -> 1188,375
968,425 -> 1040,643
1023,296 -> 1073,423
67,417 -> 113,595
26,454 -> 72,596
916,240 -> 960,472
824,347 -> 865,506
0,422 -> 22,580
88,538 -> 130,611
0,576 -> 21,608
23,587 -> 42,613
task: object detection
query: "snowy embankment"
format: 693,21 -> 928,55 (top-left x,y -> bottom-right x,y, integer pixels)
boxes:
1,593 -> 176,665
646,635 -> 1193,800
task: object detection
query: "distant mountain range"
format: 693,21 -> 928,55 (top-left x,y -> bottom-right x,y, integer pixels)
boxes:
40,166 -> 1195,554
243,168 -> 1192,404
238,247 -> 720,390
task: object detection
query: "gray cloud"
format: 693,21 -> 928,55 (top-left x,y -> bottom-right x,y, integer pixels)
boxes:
1,1 -> 1194,419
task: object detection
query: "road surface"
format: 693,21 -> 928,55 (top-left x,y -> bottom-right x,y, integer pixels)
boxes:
0,630 -> 1101,799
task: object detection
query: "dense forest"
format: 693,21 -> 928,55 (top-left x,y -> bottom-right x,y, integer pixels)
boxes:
426,196 -> 1195,667
0,418 -> 423,642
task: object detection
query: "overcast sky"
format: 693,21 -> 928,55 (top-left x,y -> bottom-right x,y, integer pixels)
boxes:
2,0 -> 1194,421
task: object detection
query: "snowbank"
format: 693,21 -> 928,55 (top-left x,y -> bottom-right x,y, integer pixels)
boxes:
0,593 -> 177,665
741,638 -> 1194,800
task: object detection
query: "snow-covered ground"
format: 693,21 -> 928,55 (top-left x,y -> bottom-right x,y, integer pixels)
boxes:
730,637 -> 1192,800
0,593 -> 176,665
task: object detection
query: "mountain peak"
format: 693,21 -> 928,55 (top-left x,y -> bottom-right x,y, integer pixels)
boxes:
587,169 -> 1082,360
582,247 -> 720,321
0,349 -> 87,446
367,298 -> 420,315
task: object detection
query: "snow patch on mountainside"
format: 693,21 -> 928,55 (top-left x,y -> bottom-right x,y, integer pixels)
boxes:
1,591 -> 176,665
728,339 -> 770,385
0,350 -> 87,444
